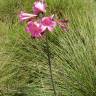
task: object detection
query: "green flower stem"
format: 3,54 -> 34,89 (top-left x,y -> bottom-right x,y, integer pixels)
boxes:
46,32 -> 57,96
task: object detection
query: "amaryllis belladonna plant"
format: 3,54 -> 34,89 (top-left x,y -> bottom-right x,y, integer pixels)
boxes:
19,0 -> 68,38
18,0 -> 68,96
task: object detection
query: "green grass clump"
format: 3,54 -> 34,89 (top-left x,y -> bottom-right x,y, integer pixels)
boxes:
0,0 -> 96,96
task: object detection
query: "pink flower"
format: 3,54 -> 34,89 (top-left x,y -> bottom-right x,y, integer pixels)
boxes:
56,19 -> 68,32
41,16 -> 57,32
33,1 -> 46,15
26,21 -> 44,38
19,11 -> 37,22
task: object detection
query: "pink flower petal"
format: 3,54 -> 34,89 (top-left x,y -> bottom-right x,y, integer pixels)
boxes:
48,26 -> 54,32
40,25 -> 47,32
33,1 -> 46,15
41,16 -> 57,32
26,21 -> 44,38
19,11 -> 37,22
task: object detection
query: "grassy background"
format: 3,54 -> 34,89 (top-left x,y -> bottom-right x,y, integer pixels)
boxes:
0,0 -> 96,96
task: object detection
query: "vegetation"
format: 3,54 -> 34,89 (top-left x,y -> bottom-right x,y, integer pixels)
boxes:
0,0 -> 96,96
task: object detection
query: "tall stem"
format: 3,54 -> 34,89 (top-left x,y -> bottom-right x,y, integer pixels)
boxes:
46,33 -> 57,96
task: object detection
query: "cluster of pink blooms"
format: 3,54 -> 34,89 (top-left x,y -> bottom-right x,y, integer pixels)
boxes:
19,0 -> 68,38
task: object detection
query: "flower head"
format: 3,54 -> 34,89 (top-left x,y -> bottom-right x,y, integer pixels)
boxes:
41,16 -> 57,32
56,19 -> 68,31
26,21 -> 44,38
18,0 -> 68,39
19,11 -> 37,22
33,1 -> 46,15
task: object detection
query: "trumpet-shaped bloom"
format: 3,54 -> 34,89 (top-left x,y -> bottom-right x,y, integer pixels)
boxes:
18,0 -> 68,39
19,11 -> 37,22
56,19 -> 68,31
33,1 -> 46,15
26,21 -> 44,38
41,16 -> 57,32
